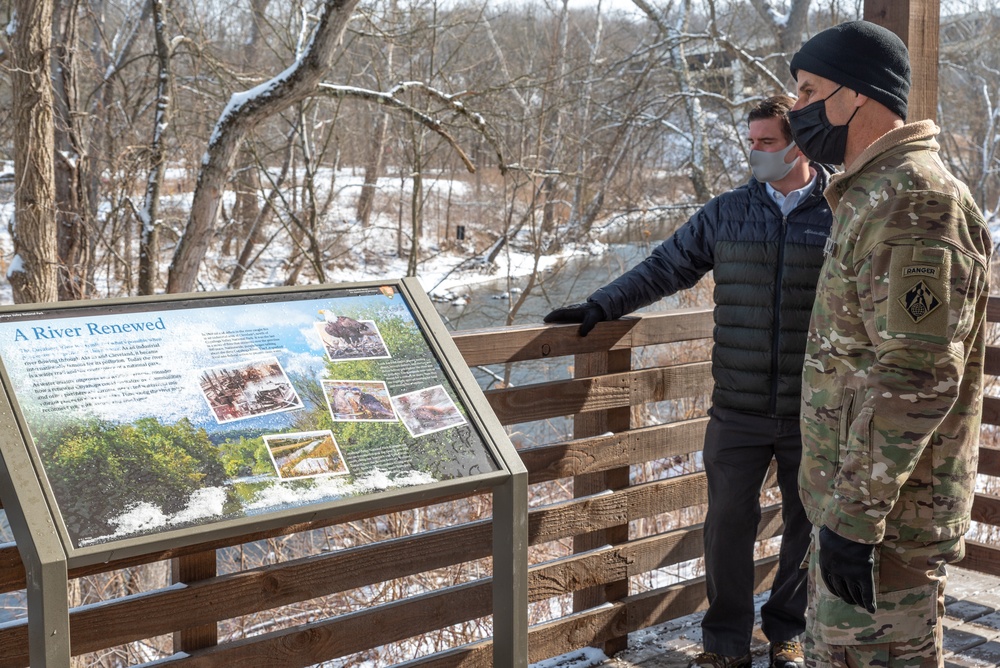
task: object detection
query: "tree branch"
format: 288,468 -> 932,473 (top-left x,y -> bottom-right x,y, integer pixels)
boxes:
317,81 -> 485,173
167,0 -> 361,294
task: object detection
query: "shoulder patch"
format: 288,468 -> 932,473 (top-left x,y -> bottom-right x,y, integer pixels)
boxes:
898,280 -> 941,323
902,265 -> 940,279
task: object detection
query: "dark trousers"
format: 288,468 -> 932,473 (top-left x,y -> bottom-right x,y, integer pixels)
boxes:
701,406 -> 811,656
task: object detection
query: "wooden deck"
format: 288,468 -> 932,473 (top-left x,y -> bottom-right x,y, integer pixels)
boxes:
538,565 -> 1000,668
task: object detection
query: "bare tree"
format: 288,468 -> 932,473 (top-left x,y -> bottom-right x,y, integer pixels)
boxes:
355,0 -> 398,228
221,0 -> 272,258
748,0 -> 811,56
166,0 -> 362,294
136,0 -> 173,295
633,0 -> 713,201
52,0 -> 93,300
9,0 -> 60,304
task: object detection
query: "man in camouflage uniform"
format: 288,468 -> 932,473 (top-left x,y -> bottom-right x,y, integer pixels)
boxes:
789,21 -> 993,667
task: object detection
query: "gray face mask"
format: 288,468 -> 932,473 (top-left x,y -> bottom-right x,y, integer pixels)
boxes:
749,141 -> 800,183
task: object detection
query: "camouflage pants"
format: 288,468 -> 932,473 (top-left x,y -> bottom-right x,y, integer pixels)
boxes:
803,528 -> 947,668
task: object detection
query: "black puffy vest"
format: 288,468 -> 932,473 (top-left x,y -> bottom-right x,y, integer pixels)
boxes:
588,171 -> 832,417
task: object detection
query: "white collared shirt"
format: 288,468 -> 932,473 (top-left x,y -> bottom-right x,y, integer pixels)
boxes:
766,172 -> 818,216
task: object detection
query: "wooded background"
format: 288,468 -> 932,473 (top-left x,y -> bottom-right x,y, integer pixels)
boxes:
1,0 -> 997,305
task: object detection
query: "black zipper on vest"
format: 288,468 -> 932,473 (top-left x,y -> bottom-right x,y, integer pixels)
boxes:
770,214 -> 787,416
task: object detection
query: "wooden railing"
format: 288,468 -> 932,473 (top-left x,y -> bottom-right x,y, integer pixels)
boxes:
0,301 -> 999,666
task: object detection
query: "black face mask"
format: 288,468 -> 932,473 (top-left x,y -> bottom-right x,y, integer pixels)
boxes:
788,85 -> 859,165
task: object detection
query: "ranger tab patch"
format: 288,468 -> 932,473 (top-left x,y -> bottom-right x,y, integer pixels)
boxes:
898,280 -> 942,323
902,265 -> 940,279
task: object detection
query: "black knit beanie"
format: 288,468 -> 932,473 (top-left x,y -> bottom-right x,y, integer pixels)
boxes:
790,20 -> 911,120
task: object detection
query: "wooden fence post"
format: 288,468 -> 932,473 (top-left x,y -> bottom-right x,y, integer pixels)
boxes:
864,0 -> 940,123
172,550 -> 218,652
572,347 -> 631,656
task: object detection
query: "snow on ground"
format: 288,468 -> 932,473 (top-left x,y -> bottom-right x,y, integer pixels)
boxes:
155,166 -> 618,303
2,164 -> 997,309
0,166 -> 617,307
530,646 -> 611,668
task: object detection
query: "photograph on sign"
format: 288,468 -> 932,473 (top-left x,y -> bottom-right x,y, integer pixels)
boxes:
0,286 -> 499,549
263,430 -> 349,480
392,385 -> 468,437
312,314 -> 391,361
322,380 -> 397,421
199,356 -> 304,423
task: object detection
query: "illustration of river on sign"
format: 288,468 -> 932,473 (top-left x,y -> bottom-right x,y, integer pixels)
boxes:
263,430 -> 349,480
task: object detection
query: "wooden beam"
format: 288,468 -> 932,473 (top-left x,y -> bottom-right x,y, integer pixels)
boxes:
864,0 -> 941,123
571,348 -> 632,654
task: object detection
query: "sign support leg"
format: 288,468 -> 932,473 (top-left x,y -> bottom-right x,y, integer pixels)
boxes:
492,470 -> 528,667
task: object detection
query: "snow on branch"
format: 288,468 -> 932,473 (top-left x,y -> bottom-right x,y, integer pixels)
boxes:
751,0 -> 789,29
709,33 -> 785,90
168,0 -> 362,294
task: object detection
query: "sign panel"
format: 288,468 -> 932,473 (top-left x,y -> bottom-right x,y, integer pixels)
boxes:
0,283 -> 501,555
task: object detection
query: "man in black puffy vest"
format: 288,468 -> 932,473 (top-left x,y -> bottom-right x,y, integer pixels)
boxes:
545,96 -> 832,668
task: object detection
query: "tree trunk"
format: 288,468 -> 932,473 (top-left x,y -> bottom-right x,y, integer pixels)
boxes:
673,0 -> 712,202
356,0 -> 396,227
138,0 -> 173,295
539,0 -> 571,238
223,0 -> 271,256
167,0 -> 361,294
356,111 -> 389,227
227,126 -> 297,290
10,0 -> 59,304
52,0 -> 92,300
749,0 -> 811,56
407,148 -> 423,278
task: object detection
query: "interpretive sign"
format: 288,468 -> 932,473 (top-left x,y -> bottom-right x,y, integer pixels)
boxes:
0,281 -> 504,560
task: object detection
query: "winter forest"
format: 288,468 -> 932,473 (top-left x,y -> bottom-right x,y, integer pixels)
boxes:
2,0 -> 996,311
3,0 -> 1000,666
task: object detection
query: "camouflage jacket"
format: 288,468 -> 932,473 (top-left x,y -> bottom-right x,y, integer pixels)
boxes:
799,121 -> 993,549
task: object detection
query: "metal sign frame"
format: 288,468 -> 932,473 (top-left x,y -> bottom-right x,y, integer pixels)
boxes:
0,278 -> 527,667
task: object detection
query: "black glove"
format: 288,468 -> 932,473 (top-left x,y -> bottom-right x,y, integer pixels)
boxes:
543,302 -> 607,337
819,525 -> 877,613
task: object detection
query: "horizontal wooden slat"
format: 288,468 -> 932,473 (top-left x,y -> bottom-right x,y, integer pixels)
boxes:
972,491 -> 1000,526
519,418 -> 708,484
623,505 -> 783,576
978,446 -> 1000,477
486,362 -> 712,424
987,295 -> 1000,323
529,472 -> 706,545
451,309 -> 714,366
395,556 -> 779,668
629,308 -> 715,347
986,345 -> 1000,377
162,578 -> 492,668
452,320 -> 638,366
961,540 -> 1000,578
984,396 -> 1000,427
